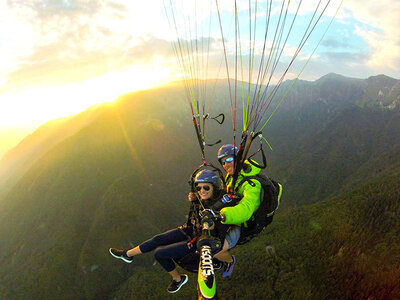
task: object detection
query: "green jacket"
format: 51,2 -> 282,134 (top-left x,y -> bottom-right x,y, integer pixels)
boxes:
220,161 -> 262,225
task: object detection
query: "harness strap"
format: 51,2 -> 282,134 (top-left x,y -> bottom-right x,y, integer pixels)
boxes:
187,236 -> 199,249
247,134 -> 267,169
236,176 -> 257,189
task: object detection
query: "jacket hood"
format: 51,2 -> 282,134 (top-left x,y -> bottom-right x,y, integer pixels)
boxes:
225,160 -> 262,183
240,160 -> 261,176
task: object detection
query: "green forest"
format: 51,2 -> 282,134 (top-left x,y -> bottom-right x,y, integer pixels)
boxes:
0,74 -> 399,299
111,172 -> 400,299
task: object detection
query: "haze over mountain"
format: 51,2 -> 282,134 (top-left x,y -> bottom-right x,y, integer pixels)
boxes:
0,73 -> 399,299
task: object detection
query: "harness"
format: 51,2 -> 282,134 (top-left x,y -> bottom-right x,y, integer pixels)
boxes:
231,174 -> 282,245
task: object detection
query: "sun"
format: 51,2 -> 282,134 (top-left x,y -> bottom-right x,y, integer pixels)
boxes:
0,60 -> 176,129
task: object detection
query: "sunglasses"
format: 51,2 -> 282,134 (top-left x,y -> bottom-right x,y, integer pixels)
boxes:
221,156 -> 234,165
196,185 -> 211,192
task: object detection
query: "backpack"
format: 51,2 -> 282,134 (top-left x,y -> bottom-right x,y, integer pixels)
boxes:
236,173 -> 282,245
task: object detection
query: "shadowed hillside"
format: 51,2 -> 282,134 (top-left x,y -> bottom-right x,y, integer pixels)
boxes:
0,74 -> 399,299
111,172 -> 400,299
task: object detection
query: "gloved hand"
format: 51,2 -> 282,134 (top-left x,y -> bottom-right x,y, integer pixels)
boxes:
221,193 -> 241,204
200,209 -> 222,228
221,194 -> 233,204
188,192 -> 197,202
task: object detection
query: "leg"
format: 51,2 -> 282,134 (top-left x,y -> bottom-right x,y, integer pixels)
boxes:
128,228 -> 188,257
168,268 -> 182,282
214,239 -> 233,263
109,228 -> 188,263
126,245 -> 142,257
217,226 -> 241,278
214,225 -> 240,262
153,240 -> 191,293
153,240 -> 192,275
215,239 -> 237,278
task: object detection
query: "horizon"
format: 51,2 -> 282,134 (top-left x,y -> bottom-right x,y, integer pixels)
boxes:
0,71 -> 399,161
1,0 -> 399,159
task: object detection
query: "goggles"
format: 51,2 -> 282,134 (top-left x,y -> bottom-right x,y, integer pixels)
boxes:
196,185 -> 211,192
221,156 -> 234,165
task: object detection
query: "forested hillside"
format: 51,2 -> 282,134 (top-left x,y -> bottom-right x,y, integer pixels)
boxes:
0,74 -> 399,299
111,172 -> 400,299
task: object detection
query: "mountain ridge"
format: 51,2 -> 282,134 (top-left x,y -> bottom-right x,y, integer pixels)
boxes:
0,72 -> 399,298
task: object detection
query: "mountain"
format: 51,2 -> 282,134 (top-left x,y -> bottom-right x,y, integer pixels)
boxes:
111,171 -> 400,299
0,105 -> 105,200
361,74 -> 400,109
270,106 -> 400,205
0,86 -> 201,299
0,73 -> 399,299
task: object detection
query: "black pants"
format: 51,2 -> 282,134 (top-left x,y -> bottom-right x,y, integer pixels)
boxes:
139,228 -> 192,272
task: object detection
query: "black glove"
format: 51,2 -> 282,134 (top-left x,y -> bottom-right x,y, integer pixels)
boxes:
200,209 -> 222,228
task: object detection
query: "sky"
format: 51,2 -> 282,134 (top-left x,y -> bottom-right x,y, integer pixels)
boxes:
0,0 -> 399,159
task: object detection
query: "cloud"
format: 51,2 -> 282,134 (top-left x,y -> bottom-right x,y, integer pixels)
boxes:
125,38 -> 174,64
2,0 -> 399,96
1,36 -> 175,93
320,51 -> 369,64
341,0 -> 400,71
298,50 -> 385,81
321,35 -> 352,49
0,0 -> 171,93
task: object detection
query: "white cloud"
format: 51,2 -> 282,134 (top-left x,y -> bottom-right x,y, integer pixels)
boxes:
0,0 -> 170,93
342,0 -> 400,72
2,0 -> 398,97
0,2 -> 36,75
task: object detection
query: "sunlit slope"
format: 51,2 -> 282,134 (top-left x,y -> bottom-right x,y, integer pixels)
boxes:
111,172 -> 400,300
0,86 -> 208,299
0,82 -> 229,202
0,107 -> 104,200
0,74 -> 399,299
1,74 -> 399,207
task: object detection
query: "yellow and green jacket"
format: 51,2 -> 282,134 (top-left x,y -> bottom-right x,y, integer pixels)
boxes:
220,161 -> 262,226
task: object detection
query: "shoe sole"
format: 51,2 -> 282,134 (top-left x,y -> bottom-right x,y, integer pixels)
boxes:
167,275 -> 188,294
109,248 -> 133,264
